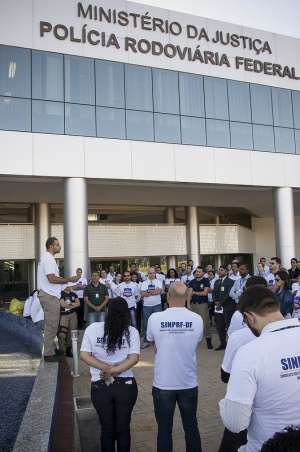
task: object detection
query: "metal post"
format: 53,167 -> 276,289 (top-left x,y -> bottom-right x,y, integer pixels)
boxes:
71,330 -> 80,377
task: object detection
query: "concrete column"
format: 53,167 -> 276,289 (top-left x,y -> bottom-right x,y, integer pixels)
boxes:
35,203 -> 51,260
185,206 -> 200,267
164,207 -> 177,270
215,215 -> 222,269
273,187 -> 296,269
28,204 -> 36,293
63,178 -> 89,279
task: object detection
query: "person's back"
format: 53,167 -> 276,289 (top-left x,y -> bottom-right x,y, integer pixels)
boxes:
147,281 -> 203,452
148,307 -> 203,389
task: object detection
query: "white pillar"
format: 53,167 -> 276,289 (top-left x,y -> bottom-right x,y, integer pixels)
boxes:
28,204 -> 36,293
215,215 -> 222,270
63,178 -> 89,279
35,203 -> 51,260
185,206 -> 200,267
273,187 -> 296,269
164,207 -> 177,270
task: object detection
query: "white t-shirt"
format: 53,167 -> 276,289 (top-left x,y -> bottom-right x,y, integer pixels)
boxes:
37,251 -> 61,298
292,282 -> 300,294
110,282 -> 120,298
118,282 -> 138,308
106,273 -> 115,283
80,322 -> 140,381
208,277 -> 216,302
141,279 -> 162,306
147,308 -> 203,390
72,277 -> 87,299
265,273 -> 276,287
294,289 -> 300,318
165,278 -> 181,287
156,273 -> 165,293
221,326 -> 256,374
181,274 -> 195,286
34,307 -> 44,323
100,278 -> 112,298
227,311 -> 245,336
225,318 -> 300,452
134,281 -> 142,302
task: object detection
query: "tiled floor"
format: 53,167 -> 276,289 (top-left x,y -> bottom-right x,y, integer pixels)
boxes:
73,330 -> 226,452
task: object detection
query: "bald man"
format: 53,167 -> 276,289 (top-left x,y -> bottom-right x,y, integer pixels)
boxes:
147,282 -> 203,452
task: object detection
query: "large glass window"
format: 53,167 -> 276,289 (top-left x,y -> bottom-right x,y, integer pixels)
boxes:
154,113 -> 181,143
295,130 -> 300,154
228,81 -> 251,123
96,107 -> 126,139
179,73 -> 205,117
0,46 -> 31,98
153,69 -> 179,114
0,96 -> 31,131
250,84 -> 273,125
292,91 -> 300,129
253,124 -> 275,152
126,110 -> 154,141
125,65 -> 152,111
32,51 -> 64,101
272,88 -> 293,128
274,127 -> 295,154
65,55 -> 95,105
206,119 -> 230,147
96,60 -> 124,108
230,122 -> 253,150
181,116 -> 206,145
65,104 -> 95,136
204,77 -> 229,120
32,100 -> 64,134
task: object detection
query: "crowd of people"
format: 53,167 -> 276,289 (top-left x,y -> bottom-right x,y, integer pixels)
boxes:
28,236 -> 300,451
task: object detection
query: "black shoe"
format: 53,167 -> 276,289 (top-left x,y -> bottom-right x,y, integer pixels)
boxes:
55,348 -> 64,356
206,339 -> 213,349
215,344 -> 226,351
66,347 -> 73,358
44,354 -> 64,362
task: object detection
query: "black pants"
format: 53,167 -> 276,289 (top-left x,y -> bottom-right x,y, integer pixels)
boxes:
215,311 -> 234,346
76,297 -> 85,328
91,377 -> 138,452
218,427 -> 247,452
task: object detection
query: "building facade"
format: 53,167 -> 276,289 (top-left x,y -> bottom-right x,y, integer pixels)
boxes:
1,0 -> 300,299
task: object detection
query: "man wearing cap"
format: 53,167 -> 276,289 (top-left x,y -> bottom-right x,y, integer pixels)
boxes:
58,283 -> 80,357
37,237 -> 80,362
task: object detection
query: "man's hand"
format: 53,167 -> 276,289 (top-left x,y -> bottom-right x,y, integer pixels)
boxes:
69,275 -> 80,283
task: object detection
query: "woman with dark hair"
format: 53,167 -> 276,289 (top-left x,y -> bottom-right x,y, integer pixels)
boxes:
165,268 -> 180,292
80,297 -> 140,452
274,270 -> 293,319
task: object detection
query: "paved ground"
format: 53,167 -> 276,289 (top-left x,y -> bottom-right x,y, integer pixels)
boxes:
72,329 -> 226,452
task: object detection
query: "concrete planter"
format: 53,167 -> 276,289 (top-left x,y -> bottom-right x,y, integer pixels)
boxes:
74,396 -> 101,451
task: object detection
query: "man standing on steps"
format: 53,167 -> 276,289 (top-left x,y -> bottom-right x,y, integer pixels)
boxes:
187,266 -> 213,349
37,237 -> 80,363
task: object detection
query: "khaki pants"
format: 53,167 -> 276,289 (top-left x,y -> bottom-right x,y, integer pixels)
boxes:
191,302 -> 212,339
58,312 -> 78,350
39,290 -> 61,356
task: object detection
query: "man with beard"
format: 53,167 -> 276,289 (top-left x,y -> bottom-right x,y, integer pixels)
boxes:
219,285 -> 300,452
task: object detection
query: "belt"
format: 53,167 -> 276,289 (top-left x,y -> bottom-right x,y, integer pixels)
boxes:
192,301 -> 206,304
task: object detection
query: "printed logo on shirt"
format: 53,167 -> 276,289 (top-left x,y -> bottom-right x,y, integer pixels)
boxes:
123,288 -> 132,298
160,321 -> 194,333
269,279 -> 274,286
294,296 -> 300,318
96,337 -> 127,348
280,355 -> 300,379
148,284 -> 155,290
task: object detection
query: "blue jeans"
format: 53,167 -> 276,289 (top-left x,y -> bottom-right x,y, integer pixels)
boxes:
88,311 -> 105,325
91,377 -> 138,452
143,304 -> 162,343
152,386 -> 201,452
128,307 -> 137,328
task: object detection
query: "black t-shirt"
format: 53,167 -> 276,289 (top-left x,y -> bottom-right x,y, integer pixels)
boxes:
60,290 -> 78,314
189,277 -> 210,303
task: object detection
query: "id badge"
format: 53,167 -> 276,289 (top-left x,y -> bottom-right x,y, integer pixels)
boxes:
95,293 -> 99,298
221,287 -> 225,292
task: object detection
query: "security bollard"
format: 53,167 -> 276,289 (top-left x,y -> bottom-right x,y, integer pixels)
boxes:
71,330 -> 80,377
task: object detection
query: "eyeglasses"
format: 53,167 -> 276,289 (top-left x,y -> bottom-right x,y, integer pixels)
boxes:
274,278 -> 281,282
